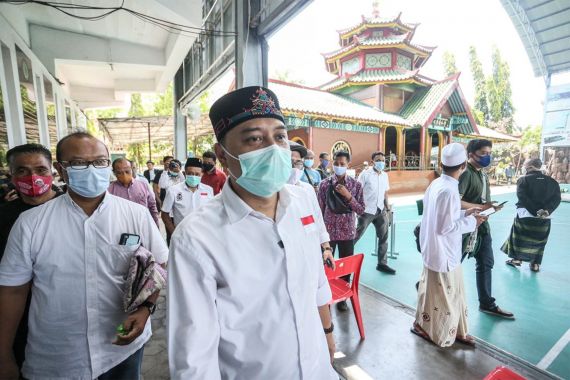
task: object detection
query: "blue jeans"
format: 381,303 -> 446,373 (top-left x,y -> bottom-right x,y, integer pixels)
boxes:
98,347 -> 144,380
475,233 -> 497,309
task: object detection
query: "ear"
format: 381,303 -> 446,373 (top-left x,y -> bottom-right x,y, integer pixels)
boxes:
214,143 -> 227,169
53,162 -> 67,183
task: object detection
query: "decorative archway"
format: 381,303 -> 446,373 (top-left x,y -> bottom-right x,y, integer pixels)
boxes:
404,128 -> 421,169
331,140 -> 351,157
384,126 -> 398,156
291,136 -> 306,146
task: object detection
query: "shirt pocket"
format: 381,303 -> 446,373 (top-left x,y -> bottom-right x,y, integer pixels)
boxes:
105,243 -> 140,279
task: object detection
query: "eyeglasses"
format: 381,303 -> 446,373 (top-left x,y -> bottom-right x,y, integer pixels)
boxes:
59,159 -> 111,170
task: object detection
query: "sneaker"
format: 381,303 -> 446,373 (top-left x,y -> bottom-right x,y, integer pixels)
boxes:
376,264 -> 396,274
479,305 -> 515,319
336,301 -> 349,312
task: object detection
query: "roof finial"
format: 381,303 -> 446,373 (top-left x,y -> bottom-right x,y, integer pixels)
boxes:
372,1 -> 380,18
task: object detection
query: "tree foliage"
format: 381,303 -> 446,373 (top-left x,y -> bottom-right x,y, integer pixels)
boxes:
128,93 -> 145,117
468,46 -> 489,125
486,46 -> 515,133
442,51 -> 459,77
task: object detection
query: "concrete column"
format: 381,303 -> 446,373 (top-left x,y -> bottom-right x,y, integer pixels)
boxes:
235,0 -> 266,88
377,127 -> 384,151
0,42 -> 26,146
173,70 -> 187,162
419,125 -> 426,170
34,74 -> 50,147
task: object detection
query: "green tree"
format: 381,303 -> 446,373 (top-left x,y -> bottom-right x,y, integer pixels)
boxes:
469,46 -> 489,125
128,93 -> 145,117
153,83 -> 174,116
442,51 -> 458,77
486,46 -> 515,133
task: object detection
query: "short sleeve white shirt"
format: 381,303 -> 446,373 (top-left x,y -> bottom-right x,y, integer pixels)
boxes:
0,193 -> 169,379
158,170 -> 184,190
358,167 -> 390,214
161,182 -> 214,225
167,182 -> 336,380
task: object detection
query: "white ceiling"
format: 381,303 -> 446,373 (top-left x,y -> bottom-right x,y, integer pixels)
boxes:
0,0 -> 202,108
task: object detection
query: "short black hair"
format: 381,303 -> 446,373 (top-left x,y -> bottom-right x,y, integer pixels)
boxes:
112,157 -> 131,170
466,139 -> 492,154
442,162 -> 465,173
319,152 -> 329,159
56,132 -> 107,161
371,151 -> 385,161
163,155 -> 174,163
202,151 -> 217,161
333,151 -> 351,162
7,143 -> 52,169
146,160 -> 154,165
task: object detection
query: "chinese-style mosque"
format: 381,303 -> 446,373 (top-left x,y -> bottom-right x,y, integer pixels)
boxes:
266,4 -> 516,191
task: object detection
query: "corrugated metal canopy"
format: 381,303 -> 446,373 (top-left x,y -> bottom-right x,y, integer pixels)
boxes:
500,0 -> 570,77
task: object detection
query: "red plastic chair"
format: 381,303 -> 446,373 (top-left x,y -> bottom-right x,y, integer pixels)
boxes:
325,253 -> 365,340
483,366 -> 526,380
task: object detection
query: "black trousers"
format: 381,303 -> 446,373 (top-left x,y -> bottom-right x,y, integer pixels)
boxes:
330,240 -> 354,282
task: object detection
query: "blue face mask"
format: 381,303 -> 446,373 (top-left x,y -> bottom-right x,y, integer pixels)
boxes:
333,165 -> 347,176
168,171 -> 179,178
185,175 -> 201,187
66,166 -> 111,198
304,159 -> 314,168
223,144 -> 292,198
374,161 -> 386,171
475,154 -> 492,168
322,159 -> 330,168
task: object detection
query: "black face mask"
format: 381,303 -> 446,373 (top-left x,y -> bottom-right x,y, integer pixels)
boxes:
203,163 -> 215,172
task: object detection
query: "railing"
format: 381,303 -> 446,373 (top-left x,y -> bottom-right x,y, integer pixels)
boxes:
386,155 -> 423,171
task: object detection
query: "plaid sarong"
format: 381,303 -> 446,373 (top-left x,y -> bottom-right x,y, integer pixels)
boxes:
501,216 -> 551,265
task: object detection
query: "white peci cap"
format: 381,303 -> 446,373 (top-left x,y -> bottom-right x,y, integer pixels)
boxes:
441,143 -> 467,167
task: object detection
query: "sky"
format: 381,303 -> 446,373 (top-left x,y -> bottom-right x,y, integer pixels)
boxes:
266,0 -> 547,129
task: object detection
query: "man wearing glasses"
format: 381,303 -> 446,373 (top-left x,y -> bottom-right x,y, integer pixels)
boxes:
0,132 -> 168,380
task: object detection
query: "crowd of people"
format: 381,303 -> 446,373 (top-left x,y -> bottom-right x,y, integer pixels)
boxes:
0,86 -> 563,378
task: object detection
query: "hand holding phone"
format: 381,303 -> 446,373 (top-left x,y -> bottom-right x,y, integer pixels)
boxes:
119,233 -> 141,246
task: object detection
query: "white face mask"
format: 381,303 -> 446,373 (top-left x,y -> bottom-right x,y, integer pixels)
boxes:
333,165 -> 347,176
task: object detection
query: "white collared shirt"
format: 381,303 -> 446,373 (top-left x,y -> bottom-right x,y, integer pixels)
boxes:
419,175 -> 477,272
161,182 -> 214,225
293,179 -> 330,244
168,182 -> 336,380
358,167 -> 390,214
157,170 -> 184,189
0,193 -> 168,379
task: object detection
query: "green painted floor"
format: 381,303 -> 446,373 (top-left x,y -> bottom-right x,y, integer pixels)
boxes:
355,191 -> 570,379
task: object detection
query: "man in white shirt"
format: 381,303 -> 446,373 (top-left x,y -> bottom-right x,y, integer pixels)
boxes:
168,86 -> 337,379
411,143 -> 484,347
161,157 -> 214,235
0,132 -> 168,380
355,151 -> 395,274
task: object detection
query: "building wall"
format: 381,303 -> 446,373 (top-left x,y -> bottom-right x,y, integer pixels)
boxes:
0,12 -> 82,169
287,128 -> 309,147
310,128 -> 379,166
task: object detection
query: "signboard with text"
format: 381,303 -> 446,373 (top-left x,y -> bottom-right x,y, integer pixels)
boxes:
285,116 -> 380,134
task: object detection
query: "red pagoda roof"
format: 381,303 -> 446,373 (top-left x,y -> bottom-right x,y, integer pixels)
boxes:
322,33 -> 435,60
319,68 -> 434,92
337,12 -> 419,38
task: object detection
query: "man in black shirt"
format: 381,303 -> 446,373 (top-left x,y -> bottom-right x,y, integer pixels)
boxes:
0,144 -> 63,372
502,158 -> 561,272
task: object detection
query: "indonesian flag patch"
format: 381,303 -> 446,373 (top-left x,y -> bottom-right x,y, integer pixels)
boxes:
301,215 -> 315,226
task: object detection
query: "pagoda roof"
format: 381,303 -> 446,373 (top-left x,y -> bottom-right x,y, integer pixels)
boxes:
268,80 -> 411,127
323,33 -> 435,60
399,73 -> 479,134
319,68 -> 434,92
464,125 -> 519,143
337,13 -> 419,38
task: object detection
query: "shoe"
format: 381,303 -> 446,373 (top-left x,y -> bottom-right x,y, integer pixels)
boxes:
479,305 -> 515,319
336,301 -> 349,312
530,263 -> 540,272
376,264 -> 396,274
505,259 -> 521,268
410,323 -> 434,345
455,334 -> 476,347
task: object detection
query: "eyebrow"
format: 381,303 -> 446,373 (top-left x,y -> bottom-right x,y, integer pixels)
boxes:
240,127 -> 262,134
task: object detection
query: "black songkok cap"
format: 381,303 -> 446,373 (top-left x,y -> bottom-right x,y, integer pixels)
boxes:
185,157 -> 202,169
208,86 -> 284,141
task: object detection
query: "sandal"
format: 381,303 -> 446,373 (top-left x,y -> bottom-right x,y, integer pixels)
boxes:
506,259 -> 521,268
410,323 -> 434,345
530,263 -> 540,272
455,334 -> 476,347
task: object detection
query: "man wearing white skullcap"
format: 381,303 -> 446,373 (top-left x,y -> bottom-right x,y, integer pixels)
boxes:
411,143 -> 487,347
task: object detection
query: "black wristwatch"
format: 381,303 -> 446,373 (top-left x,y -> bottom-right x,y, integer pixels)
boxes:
324,322 -> 334,334
140,300 -> 157,315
